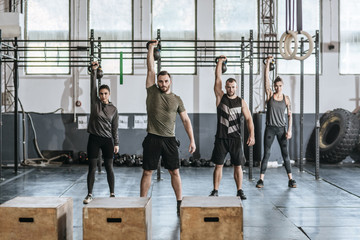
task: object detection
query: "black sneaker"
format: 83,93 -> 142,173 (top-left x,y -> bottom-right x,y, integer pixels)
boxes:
237,189 -> 247,200
177,200 -> 182,217
83,194 -> 93,204
110,193 -> 115,198
209,189 -> 218,197
288,179 -> 297,188
256,179 -> 264,188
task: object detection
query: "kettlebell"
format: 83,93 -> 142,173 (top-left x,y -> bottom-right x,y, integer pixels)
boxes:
263,58 -> 275,71
154,47 -> 161,61
221,60 -> 227,73
215,57 -> 227,74
97,65 -> 104,79
146,41 -> 161,61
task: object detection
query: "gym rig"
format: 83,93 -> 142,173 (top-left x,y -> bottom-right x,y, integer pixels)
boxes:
0,28 -> 320,181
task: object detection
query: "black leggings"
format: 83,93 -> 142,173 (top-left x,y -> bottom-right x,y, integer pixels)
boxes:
87,134 -> 115,194
260,126 -> 292,174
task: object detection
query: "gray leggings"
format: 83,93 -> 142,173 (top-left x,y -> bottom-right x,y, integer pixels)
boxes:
87,158 -> 114,194
260,126 -> 292,174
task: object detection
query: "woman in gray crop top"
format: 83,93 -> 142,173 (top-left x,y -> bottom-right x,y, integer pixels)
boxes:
256,56 -> 297,189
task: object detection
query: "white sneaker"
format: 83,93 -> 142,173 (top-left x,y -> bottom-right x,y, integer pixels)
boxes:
83,194 -> 93,204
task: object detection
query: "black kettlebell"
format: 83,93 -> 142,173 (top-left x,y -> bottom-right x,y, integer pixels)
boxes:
97,65 -> 104,79
215,57 -> 227,73
146,41 -> 161,61
263,58 -> 275,71
154,47 -> 161,61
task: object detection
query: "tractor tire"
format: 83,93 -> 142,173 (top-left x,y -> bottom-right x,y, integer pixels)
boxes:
349,112 -> 360,162
319,108 -> 359,163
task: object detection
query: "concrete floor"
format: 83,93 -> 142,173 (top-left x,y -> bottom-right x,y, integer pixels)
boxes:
0,163 -> 360,240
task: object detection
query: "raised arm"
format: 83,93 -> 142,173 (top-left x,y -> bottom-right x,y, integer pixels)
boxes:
241,99 -> 255,146
146,40 -> 158,88
179,111 -> 196,154
264,56 -> 273,101
285,95 -> 293,139
214,56 -> 225,106
90,61 -> 99,108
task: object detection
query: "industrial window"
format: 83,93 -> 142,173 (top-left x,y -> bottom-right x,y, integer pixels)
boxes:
89,0 -> 133,74
339,1 -> 360,74
26,0 -> 70,74
152,0 -> 196,74
277,0 -> 320,74
214,0 -> 258,74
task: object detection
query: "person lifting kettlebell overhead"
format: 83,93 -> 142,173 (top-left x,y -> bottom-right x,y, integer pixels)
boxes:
146,40 -> 161,61
209,55 -> 255,200
263,57 -> 275,71
215,56 -> 228,74
83,61 -> 119,204
255,56 -> 297,189
140,40 -> 196,216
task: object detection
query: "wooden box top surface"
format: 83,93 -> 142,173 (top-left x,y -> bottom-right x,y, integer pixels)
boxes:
83,197 -> 151,209
181,196 -> 243,208
0,197 -> 72,208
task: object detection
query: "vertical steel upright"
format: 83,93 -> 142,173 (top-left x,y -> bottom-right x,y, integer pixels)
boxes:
299,38 -> 304,172
90,30 -> 94,65
248,30 -> 254,180
240,37 -> 245,142
156,29 -> 162,181
0,30 -> 3,180
14,37 -> 19,174
97,37 -> 102,87
89,30 -> 94,111
315,30 -> 320,180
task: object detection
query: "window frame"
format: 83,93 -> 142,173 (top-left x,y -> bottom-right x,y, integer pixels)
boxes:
276,0 -> 322,75
87,0 -> 134,75
213,0 -> 260,75
339,0 -> 360,75
24,0 -> 71,75
151,0 -> 198,75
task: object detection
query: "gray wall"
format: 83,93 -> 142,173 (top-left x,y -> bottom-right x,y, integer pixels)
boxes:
2,113 -> 317,164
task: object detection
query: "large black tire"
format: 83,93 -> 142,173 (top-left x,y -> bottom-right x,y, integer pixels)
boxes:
319,108 -> 359,163
305,128 -> 316,162
349,144 -> 360,162
349,112 -> 360,162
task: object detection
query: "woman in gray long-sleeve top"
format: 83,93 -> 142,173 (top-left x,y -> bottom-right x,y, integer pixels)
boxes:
83,61 -> 119,204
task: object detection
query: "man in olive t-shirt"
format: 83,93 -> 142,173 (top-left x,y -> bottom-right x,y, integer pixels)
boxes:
140,40 -> 196,216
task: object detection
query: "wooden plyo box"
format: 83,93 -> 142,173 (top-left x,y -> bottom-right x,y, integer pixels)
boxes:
0,196 -> 73,240
180,196 -> 243,240
83,197 -> 152,240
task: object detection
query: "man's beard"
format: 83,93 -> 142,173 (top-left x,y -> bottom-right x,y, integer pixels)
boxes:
226,92 -> 235,97
160,86 -> 169,92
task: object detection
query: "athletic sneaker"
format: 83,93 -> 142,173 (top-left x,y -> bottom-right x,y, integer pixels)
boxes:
110,193 -> 115,198
256,179 -> 264,188
237,189 -> 247,200
209,189 -> 219,197
288,179 -> 297,188
83,194 -> 93,204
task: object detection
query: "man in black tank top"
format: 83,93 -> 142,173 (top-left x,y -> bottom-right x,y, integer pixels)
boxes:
256,56 -> 297,189
209,56 -> 255,200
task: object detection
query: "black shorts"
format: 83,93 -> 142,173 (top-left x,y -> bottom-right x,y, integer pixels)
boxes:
142,133 -> 180,170
210,137 -> 245,166
87,134 -> 114,159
